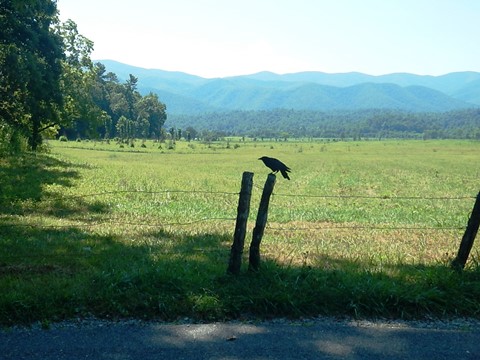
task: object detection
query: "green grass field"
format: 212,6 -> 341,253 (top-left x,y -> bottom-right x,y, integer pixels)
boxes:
1,139 -> 479,326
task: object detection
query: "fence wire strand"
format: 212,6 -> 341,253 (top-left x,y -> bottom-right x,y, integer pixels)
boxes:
267,224 -> 464,232
271,192 -> 475,200
0,188 -> 474,232
7,189 -> 240,203
0,217 -> 236,229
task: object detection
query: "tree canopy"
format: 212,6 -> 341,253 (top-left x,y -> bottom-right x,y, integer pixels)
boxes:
0,0 -> 167,153
1,0 -> 64,151
167,108 -> 480,140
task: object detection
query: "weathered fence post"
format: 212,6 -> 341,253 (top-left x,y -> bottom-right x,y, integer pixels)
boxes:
249,173 -> 276,271
452,191 -> 480,270
227,172 -> 254,275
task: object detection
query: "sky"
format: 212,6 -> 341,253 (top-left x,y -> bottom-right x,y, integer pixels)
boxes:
56,0 -> 480,78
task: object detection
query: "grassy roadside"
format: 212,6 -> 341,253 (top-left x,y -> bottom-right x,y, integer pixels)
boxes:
1,139 -> 479,326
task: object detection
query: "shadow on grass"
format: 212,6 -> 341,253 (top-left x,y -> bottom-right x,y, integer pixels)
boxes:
0,154 -> 78,203
1,154 -> 480,326
0,224 -> 233,325
0,153 -> 109,217
2,218 -> 480,326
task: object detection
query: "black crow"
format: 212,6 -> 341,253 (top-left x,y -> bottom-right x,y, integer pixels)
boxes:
259,156 -> 291,180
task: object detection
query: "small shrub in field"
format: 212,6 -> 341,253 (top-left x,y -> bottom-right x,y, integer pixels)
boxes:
59,136 -> 68,142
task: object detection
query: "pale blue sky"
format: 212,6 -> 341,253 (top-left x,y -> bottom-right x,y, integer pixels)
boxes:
57,0 -> 480,78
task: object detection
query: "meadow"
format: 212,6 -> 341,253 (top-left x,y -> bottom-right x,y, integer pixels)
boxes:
1,138 -> 479,326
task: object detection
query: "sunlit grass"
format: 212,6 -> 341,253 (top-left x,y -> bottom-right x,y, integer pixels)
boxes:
1,139 -> 479,326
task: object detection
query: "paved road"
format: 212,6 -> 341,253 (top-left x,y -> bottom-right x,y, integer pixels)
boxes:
1,318 -> 480,359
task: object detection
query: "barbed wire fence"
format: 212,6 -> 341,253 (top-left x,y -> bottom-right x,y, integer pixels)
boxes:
0,189 -> 239,229
1,174 -> 479,270
0,189 -> 472,230
228,172 -> 480,273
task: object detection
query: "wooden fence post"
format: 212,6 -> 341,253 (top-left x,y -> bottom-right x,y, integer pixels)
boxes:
249,173 -> 276,271
452,191 -> 480,270
227,172 -> 254,275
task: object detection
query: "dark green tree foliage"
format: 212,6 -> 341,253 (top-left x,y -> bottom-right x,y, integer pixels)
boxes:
167,108 -> 480,140
125,74 -> 139,120
0,0 -> 64,150
0,1 -> 167,149
85,66 -> 167,140
185,126 -> 198,141
115,115 -> 132,139
136,93 -> 167,138
56,19 -> 107,140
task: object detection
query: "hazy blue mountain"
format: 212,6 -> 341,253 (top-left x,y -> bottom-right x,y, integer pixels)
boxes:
98,60 -> 479,114
139,87 -> 220,113
239,70 -> 480,95
452,79 -> 480,104
98,60 -> 207,93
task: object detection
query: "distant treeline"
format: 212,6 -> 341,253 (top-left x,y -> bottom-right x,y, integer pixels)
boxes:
167,108 -> 480,140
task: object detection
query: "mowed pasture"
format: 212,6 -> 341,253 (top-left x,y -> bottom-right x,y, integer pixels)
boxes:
1,139 -> 479,326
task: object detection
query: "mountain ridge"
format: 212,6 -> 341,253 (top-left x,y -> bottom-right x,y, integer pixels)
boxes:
98,60 -> 480,114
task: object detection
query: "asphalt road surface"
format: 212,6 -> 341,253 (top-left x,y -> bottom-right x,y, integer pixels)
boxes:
2,318 -> 480,359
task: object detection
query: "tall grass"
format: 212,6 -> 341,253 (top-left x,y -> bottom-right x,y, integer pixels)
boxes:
1,139 -> 479,326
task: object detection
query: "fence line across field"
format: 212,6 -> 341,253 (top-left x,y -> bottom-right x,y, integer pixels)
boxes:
266,224 -> 465,232
230,172 -> 480,273
1,188 -> 475,203
271,192 -> 475,201
1,175 -> 479,270
0,218 -> 465,232
38,189 -> 241,201
0,187 -> 474,232
0,217 -> 237,229
53,189 -> 479,202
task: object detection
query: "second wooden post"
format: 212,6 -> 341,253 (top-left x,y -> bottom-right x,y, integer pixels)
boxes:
249,173 -> 276,271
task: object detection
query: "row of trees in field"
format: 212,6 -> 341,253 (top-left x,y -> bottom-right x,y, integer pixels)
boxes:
167,108 -> 480,140
0,0 -> 166,153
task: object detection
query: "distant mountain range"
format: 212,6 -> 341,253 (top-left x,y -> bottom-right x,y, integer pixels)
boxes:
99,60 -> 480,115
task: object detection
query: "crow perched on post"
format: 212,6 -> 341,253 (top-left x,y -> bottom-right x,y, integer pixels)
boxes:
258,156 -> 291,180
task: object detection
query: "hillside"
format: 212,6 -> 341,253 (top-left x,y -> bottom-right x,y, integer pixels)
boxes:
99,60 -> 479,115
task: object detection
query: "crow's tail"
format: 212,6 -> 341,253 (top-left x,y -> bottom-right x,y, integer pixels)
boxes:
280,170 -> 290,180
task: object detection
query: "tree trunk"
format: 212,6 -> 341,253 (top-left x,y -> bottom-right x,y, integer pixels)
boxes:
29,117 -> 41,151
